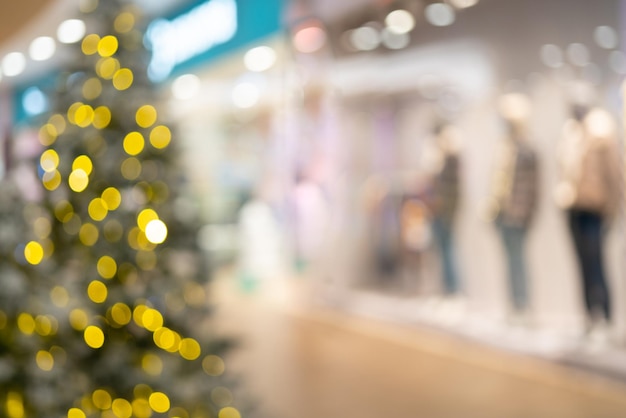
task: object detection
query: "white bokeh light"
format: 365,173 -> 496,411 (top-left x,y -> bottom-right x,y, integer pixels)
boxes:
384,10 -> 415,35
609,50 -> 626,75
2,52 -> 26,77
244,46 -> 277,72
232,82 -> 260,108
172,74 -> 201,100
425,3 -> 455,27
145,220 -> 168,244
594,26 -> 618,50
57,19 -> 86,44
29,36 -> 56,61
567,43 -> 590,67
381,29 -> 410,50
350,26 -> 380,51
450,0 -> 479,8
540,44 -> 563,68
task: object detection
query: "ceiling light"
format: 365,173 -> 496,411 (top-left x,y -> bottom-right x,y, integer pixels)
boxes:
425,3 -> 456,27
2,53 -> 26,77
244,46 -> 277,72
57,19 -> 86,44
385,10 -> 415,35
29,36 -> 56,61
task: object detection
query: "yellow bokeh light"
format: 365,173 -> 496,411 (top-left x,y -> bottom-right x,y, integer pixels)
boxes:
84,325 -> 105,349
137,209 -> 158,231
69,309 -> 89,331
38,123 -> 58,146
49,113 -> 66,134
97,255 -> 117,279
219,407 -> 241,418
179,338 -> 201,360
24,241 -> 44,265
69,169 -> 89,192
123,131 -> 145,156
142,308 -> 163,331
136,250 -> 157,270
36,350 -> 54,371
113,68 -> 133,90
63,214 -> 81,235
153,327 -> 177,351
142,354 -> 163,376
75,104 -> 95,128
114,12 -> 135,33
40,149 -> 60,172
42,170 -> 62,191
164,331 -> 181,353
136,105 -> 157,128
17,313 -> 35,335
34,216 -> 52,239
121,157 -> 142,180
93,106 -> 112,129
82,34 -> 101,55
112,398 -> 133,418
149,125 -> 172,149
131,398 -> 151,418
101,187 -> 122,210
110,303 -> 131,326
97,57 -> 120,80
133,304 -> 149,327
148,392 -> 170,413
202,355 -> 226,376
67,102 -> 84,125
6,392 -> 24,418
68,408 -> 86,418
92,389 -> 112,410
211,387 -> 234,407
72,155 -> 93,175
51,286 -> 70,308
41,238 -> 54,258
83,77 -> 102,100
134,384 -> 153,400
87,280 -> 108,304
98,35 -> 119,57
79,223 -> 99,246
145,220 -> 167,244
54,201 -> 74,222
88,198 -> 109,221
35,315 -> 54,336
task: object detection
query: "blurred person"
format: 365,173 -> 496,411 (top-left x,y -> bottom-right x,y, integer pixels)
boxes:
238,184 -> 287,290
422,123 -> 463,297
555,106 -> 621,342
489,94 -> 539,321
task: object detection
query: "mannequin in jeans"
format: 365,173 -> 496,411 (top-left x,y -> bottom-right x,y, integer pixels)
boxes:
556,106 -> 621,343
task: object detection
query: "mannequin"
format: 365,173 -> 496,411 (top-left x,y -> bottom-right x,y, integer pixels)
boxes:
489,94 -> 539,319
423,123 -> 462,296
556,106 -> 621,338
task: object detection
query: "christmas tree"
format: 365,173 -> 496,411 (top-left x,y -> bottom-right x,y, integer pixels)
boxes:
1,1 -> 243,417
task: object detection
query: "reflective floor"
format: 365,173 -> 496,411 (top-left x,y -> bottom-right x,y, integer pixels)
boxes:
211,273 -> 626,418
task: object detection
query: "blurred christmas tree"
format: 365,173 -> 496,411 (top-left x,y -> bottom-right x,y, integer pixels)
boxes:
1,0 -> 244,417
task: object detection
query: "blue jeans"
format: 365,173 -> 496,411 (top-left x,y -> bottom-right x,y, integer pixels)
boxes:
433,218 -> 459,295
499,224 -> 529,312
568,209 -> 611,321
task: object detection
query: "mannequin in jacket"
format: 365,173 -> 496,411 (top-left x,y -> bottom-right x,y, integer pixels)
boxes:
556,106 -> 621,340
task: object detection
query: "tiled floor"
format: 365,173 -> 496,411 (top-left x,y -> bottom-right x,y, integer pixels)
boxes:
211,275 -> 626,418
